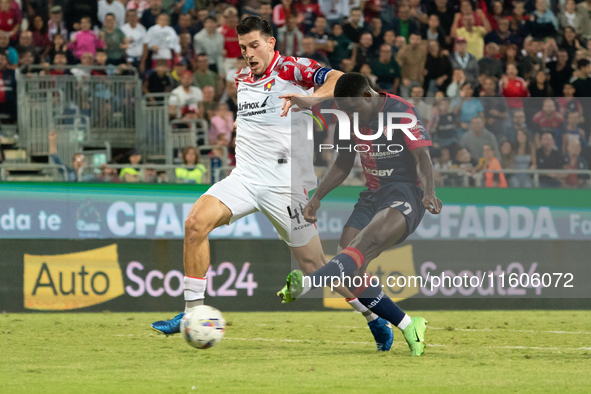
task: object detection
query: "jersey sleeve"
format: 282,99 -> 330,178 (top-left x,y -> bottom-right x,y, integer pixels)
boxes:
277,56 -> 333,89
403,107 -> 432,150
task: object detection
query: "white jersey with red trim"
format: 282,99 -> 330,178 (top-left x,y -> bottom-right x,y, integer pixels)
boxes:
233,51 -> 333,190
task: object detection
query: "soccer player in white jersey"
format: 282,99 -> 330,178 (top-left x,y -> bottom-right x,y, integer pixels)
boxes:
151,16 -> 394,351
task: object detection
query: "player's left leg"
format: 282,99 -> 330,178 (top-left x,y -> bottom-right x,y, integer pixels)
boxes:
258,186 -> 393,350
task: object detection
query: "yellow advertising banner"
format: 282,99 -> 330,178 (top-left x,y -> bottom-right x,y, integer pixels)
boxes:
24,244 -> 124,310
323,245 -> 419,309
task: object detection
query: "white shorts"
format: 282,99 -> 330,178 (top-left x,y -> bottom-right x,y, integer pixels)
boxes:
204,173 -> 318,247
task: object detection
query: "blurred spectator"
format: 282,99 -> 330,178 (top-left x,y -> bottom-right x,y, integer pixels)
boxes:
98,0 -> 126,28
68,16 -> 105,60
461,116 -> 500,159
64,0 -> 99,33
102,13 -> 127,65
353,31 -> 377,71
120,148 -> 142,182
31,16 -> 50,58
431,99 -> 458,148
145,13 -> 180,69
368,17 -> 384,52
559,26 -> 580,66
451,146 -> 477,186
0,31 -> 17,66
536,132 -> 564,188
48,132 -> 94,182
393,3 -> 420,43
481,77 -> 509,142
309,15 -> 330,54
198,85 -> 216,122
273,0 -> 295,29
450,37 -> 479,85
572,58 -> 591,97
169,70 -> 202,118
343,7 -> 364,44
563,139 -> 589,188
0,0 -> 19,41
453,82 -> 484,137
433,146 -> 452,186
193,16 -> 224,75
532,98 -> 564,148
454,13 -> 488,59
45,34 -> 75,65
558,111 -> 586,153
517,37 -> 543,82
484,18 -> 517,46
500,64 -> 529,110
318,0 -> 351,26
445,68 -> 466,97
297,0 -> 322,35
429,0 -> 455,36
98,164 -> 120,183
486,0 -> 504,31
423,40 -> 452,96
276,14 -> 303,57
127,0 -> 150,18
529,69 -> 554,99
359,63 -> 378,90
209,102 -> 233,144
219,7 -> 240,76
16,31 -> 35,58
530,0 -> 558,39
370,44 -> 401,93
170,57 -> 187,88
18,50 -> 36,73
193,53 -> 219,91
143,59 -> 171,99
71,51 -> 95,77
140,0 -> 163,29
48,6 -> 68,42
175,146 -> 207,183
422,14 -> 447,50
546,49 -> 572,97
327,22 -> 352,70
174,13 -> 198,41
396,33 -> 426,96
301,36 -> 329,65
475,143 -> 507,188
121,9 -> 147,68
0,50 -> 16,122
48,52 -> 71,75
557,83 -> 583,121
511,128 -> 536,188
410,85 -> 432,120
478,43 -> 502,79
499,139 -> 514,171
558,0 -> 587,32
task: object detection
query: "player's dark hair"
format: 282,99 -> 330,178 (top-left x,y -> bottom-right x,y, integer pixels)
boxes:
334,72 -> 370,98
236,16 -> 274,38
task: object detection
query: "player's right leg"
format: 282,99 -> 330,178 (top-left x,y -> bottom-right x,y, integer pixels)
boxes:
152,175 -> 257,335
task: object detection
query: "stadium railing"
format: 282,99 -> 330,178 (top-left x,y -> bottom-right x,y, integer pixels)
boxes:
0,163 -> 68,181
17,65 -> 142,156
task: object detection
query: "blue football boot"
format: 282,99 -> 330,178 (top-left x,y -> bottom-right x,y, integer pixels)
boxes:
368,317 -> 394,351
151,312 -> 184,336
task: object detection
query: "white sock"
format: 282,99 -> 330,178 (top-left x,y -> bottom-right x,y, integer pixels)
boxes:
397,314 -> 412,330
184,276 -> 206,312
347,298 -> 378,323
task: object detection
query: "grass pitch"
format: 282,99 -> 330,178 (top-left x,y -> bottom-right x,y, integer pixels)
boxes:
2,310 -> 591,393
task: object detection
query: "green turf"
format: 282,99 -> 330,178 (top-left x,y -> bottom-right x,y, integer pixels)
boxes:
1,311 -> 591,393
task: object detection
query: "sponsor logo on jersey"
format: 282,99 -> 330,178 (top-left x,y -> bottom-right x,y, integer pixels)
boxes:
264,79 -> 275,91
238,97 -> 275,116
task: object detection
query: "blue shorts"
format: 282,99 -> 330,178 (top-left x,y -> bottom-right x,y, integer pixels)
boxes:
344,182 -> 426,244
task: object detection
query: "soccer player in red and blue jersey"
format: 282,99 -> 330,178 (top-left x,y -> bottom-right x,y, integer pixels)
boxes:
278,73 -> 443,356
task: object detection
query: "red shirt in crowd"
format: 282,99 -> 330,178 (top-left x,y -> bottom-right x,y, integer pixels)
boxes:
0,9 -> 18,38
220,24 -> 240,59
500,77 -> 529,108
532,110 -> 564,130
273,4 -> 291,28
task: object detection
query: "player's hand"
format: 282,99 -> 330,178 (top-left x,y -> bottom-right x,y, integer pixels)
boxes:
279,93 -> 308,117
422,192 -> 442,215
303,198 -> 321,223
49,131 -> 57,141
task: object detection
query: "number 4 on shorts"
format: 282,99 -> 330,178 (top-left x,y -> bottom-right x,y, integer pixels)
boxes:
390,201 -> 412,215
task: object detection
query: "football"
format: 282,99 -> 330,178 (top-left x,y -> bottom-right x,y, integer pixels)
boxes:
181,305 -> 226,349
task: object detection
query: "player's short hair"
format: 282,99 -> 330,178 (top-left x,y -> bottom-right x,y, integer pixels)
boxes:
236,16 -> 273,38
334,72 -> 370,98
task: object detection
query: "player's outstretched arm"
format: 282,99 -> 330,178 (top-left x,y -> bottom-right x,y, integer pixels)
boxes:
411,146 -> 442,215
309,70 -> 344,101
303,150 -> 356,223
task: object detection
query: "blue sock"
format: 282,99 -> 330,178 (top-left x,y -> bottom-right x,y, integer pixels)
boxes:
353,276 -> 406,327
304,247 -> 364,290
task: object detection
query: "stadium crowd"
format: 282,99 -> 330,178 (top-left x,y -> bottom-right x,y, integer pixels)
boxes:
0,0 -> 590,188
